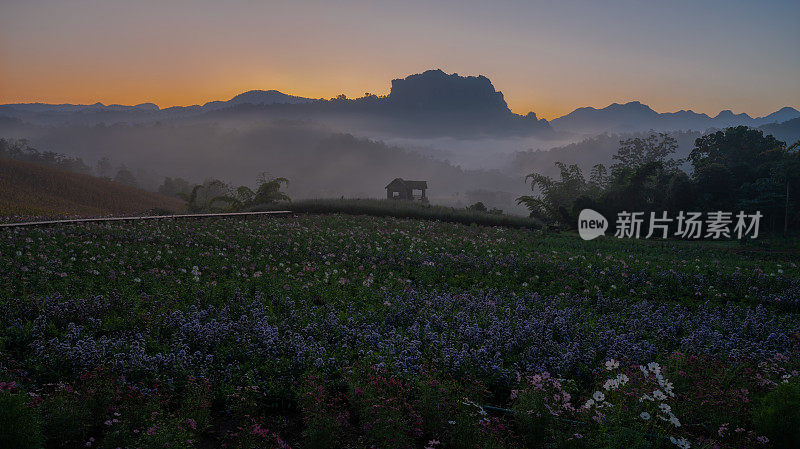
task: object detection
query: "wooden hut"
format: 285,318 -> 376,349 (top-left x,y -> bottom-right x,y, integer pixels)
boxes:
385,178 -> 428,201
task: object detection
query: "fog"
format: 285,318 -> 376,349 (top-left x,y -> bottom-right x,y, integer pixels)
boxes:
0,117 -> 540,214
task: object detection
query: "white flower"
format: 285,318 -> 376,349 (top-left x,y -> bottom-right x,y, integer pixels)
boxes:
640,412 -> 650,420
603,379 -> 619,390
639,393 -> 654,402
592,391 -> 605,402
669,415 -> 681,427
617,374 -> 629,385
583,399 -> 595,409
670,436 -> 690,448
648,362 -> 661,374
605,359 -> 620,371
653,389 -> 667,400
640,366 -> 649,377
659,403 -> 672,413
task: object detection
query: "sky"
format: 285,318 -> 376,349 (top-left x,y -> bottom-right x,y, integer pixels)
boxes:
1,0 -> 798,120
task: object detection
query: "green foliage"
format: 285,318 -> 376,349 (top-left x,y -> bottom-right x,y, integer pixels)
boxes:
178,174 -> 290,213
752,381 -> 800,449
178,178 -> 230,212
511,388 -> 553,443
517,162 -> 589,224
40,389 -> 92,446
467,201 -> 488,212
0,390 -> 44,449
299,375 -> 348,449
612,132 -> 680,174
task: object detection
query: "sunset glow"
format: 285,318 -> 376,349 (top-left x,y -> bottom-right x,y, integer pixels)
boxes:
1,0 -> 798,120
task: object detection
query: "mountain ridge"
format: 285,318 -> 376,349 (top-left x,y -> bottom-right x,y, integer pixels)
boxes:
550,101 -> 800,134
1,70 -> 797,136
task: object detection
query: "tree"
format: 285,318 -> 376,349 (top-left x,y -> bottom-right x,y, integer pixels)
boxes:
158,177 -> 191,198
589,164 -> 610,191
178,178 -> 229,213
95,157 -> 113,179
251,174 -> 290,205
114,165 -> 138,187
689,126 -> 784,186
187,174 -> 290,213
467,202 -> 487,212
517,162 -> 588,225
612,133 -> 680,174
769,140 -> 800,234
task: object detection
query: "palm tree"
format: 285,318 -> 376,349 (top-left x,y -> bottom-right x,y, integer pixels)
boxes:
178,179 -> 230,212
251,174 -> 290,205
200,174 -> 290,212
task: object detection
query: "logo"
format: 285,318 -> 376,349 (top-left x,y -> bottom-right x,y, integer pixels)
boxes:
577,209 -> 762,240
578,209 -> 608,240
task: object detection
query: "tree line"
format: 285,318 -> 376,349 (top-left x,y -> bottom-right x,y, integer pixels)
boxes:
518,126 -> 800,236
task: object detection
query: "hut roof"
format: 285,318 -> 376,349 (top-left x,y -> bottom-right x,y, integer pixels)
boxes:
385,178 -> 428,189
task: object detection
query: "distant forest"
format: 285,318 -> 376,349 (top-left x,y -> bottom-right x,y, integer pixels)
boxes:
518,126 -> 800,235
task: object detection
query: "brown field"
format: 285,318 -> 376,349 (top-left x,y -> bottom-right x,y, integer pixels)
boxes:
0,157 -> 186,217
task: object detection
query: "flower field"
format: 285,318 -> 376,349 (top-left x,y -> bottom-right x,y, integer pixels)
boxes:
1,214 -> 799,448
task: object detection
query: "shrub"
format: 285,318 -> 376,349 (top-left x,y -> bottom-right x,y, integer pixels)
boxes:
0,389 -> 44,449
752,380 -> 800,449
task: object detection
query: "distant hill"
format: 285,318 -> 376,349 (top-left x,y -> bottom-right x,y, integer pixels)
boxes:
201,90 -> 315,110
550,102 -> 800,134
760,117 -> 800,145
0,158 -> 185,217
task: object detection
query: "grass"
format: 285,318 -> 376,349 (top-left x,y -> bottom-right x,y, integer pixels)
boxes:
0,157 -> 185,218
250,198 -> 541,229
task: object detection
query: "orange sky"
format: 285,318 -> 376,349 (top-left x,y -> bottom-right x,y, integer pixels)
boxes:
1,0 -> 798,121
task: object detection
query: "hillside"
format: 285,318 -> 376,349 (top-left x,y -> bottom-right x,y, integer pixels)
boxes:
0,157 -> 185,217
760,117 -> 800,145
0,120 -> 528,213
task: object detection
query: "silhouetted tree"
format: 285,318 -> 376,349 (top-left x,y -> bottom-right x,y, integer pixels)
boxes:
467,202 -> 487,212
612,132 -> 680,174
95,157 -> 113,179
114,165 -> 138,188
517,162 -> 588,224
158,177 -> 191,198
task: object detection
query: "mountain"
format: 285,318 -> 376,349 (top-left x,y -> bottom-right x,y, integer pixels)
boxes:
0,70 -> 552,138
3,70 -> 795,138
201,90 -> 314,109
0,92 -> 311,115
0,157 -> 185,217
385,69 -> 510,113
550,102 -> 800,134
759,107 -> 800,126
